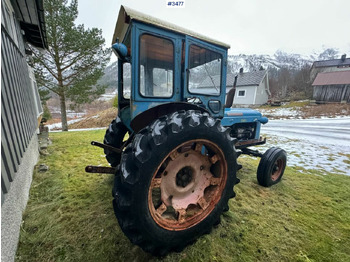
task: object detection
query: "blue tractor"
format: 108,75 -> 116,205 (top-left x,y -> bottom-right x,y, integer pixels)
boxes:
86,6 -> 287,255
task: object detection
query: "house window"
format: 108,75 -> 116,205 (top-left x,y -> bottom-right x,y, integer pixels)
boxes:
238,90 -> 246,97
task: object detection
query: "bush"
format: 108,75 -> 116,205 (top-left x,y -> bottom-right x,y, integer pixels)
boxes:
42,104 -> 52,120
113,95 -> 118,108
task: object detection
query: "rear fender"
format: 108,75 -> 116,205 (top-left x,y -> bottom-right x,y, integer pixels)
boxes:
130,102 -> 210,133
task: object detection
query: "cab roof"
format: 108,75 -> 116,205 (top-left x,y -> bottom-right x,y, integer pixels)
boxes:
112,5 -> 230,49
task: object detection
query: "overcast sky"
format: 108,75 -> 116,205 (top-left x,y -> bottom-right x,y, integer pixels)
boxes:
76,0 -> 350,58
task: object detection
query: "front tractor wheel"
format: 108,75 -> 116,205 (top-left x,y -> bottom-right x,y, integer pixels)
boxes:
257,147 -> 287,187
113,110 -> 237,255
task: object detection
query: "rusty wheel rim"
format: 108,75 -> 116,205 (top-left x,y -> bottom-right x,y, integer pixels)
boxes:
148,139 -> 227,231
271,158 -> 284,181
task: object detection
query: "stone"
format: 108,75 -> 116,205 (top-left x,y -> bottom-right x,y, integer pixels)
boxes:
38,164 -> 49,172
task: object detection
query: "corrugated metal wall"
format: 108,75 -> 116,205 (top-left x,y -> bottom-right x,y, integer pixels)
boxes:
1,25 -> 42,204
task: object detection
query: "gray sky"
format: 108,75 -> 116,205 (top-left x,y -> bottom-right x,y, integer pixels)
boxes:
76,0 -> 350,58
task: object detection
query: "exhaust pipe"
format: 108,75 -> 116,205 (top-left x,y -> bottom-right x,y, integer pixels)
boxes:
225,75 -> 238,108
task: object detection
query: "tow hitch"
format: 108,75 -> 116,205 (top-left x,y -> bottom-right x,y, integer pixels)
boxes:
85,141 -> 121,174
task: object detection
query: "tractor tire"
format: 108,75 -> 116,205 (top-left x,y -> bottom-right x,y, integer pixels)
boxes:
104,117 -> 128,167
113,110 -> 237,255
257,147 -> 287,187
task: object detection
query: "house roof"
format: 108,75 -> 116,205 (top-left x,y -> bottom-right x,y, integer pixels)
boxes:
228,70 -> 267,87
112,5 -> 230,49
312,70 -> 350,86
197,70 -> 267,89
312,57 -> 350,68
12,0 -> 47,48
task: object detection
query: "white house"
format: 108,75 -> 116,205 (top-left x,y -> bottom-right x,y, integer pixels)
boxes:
197,69 -> 270,106
226,69 -> 270,106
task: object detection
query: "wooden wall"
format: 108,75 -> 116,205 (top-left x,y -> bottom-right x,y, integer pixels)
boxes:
313,84 -> 350,103
1,25 -> 42,204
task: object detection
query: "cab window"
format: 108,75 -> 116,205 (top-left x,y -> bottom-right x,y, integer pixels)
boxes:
188,45 -> 222,96
122,63 -> 131,99
139,34 -> 174,97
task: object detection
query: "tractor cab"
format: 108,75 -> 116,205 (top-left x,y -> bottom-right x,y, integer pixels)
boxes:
112,5 -> 229,131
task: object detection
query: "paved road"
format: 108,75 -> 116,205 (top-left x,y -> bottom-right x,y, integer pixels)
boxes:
262,117 -> 350,148
259,117 -> 350,176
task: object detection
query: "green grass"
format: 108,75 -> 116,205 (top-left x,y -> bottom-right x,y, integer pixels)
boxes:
16,130 -> 350,262
279,101 -> 310,108
258,100 -> 310,110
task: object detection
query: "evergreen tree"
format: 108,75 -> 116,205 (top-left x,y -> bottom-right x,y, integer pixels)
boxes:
30,0 -> 110,131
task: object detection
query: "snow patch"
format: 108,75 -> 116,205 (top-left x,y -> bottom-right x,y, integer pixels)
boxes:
257,133 -> 350,176
257,118 -> 350,176
258,107 -> 302,119
47,117 -> 86,130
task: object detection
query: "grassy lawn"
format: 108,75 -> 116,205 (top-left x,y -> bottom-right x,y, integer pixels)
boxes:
258,100 -> 310,110
16,130 -> 350,262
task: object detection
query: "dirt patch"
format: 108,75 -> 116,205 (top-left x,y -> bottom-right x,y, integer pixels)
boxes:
302,103 -> 350,118
259,102 -> 350,119
46,99 -> 114,125
68,107 -> 118,129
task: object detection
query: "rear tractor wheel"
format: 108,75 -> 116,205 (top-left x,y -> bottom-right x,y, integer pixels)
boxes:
103,117 -> 128,167
113,110 -> 237,255
257,147 -> 287,187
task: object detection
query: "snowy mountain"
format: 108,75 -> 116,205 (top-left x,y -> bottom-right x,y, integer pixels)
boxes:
227,51 -> 313,74
100,48 -> 343,91
97,61 -> 118,92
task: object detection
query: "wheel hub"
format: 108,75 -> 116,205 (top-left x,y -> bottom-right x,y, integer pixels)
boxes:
271,159 -> 283,181
176,166 -> 193,188
148,140 -> 227,231
160,150 -> 212,210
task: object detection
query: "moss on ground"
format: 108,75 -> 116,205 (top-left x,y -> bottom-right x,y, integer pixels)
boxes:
16,130 -> 350,262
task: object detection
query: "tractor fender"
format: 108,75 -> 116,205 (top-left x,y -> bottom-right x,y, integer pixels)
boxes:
130,102 -> 210,133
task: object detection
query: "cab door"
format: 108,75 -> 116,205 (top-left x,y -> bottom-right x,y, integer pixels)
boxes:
183,36 -> 228,117
131,22 -> 182,119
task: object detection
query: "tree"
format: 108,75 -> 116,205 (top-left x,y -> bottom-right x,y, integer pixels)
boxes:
30,0 -> 110,131
37,82 -> 52,120
38,86 -> 51,104
318,47 -> 339,61
293,64 -> 312,98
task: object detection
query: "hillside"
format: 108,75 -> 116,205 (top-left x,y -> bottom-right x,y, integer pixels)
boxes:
97,61 -> 118,93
